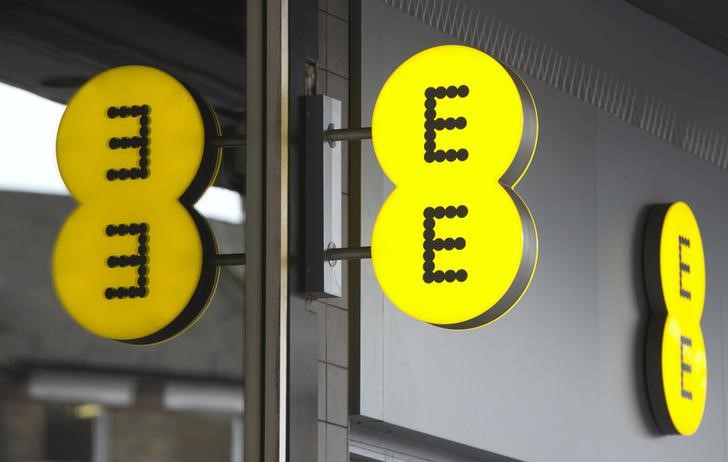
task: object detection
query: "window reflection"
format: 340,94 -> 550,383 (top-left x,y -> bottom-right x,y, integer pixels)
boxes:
0,0 -> 246,460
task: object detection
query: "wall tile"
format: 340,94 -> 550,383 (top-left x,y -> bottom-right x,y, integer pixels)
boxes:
327,0 -> 349,21
318,10 -> 328,69
307,300 -> 327,361
326,304 -> 348,365
318,360 -> 327,419
326,14 -> 349,78
317,66 -> 327,94
326,364 -> 349,426
318,420 -> 327,462
326,66 -> 349,101
326,423 -> 348,462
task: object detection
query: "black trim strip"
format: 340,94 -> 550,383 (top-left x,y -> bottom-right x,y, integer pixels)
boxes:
642,203 -> 679,433
121,207 -> 220,345
180,83 -> 223,205
500,67 -> 538,188
643,204 -> 669,314
435,189 -> 537,330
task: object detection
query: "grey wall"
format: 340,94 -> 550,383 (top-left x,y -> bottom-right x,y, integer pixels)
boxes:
296,1 -> 353,461
355,1 -> 728,461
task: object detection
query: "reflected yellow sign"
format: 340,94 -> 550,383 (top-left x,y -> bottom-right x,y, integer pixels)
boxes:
53,65 -> 221,344
644,201 -> 707,435
370,45 -> 538,329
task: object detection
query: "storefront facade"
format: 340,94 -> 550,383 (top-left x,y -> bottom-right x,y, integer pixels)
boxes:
3,0 -> 728,461
348,1 -> 728,461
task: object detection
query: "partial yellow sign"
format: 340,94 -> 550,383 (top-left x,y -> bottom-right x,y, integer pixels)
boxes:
54,65 -> 221,344
644,201 -> 707,435
370,45 -> 538,329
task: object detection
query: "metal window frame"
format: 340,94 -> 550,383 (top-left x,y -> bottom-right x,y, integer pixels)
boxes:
245,0 -> 289,461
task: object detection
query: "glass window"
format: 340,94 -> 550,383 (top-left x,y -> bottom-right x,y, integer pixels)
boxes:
0,1 -> 247,460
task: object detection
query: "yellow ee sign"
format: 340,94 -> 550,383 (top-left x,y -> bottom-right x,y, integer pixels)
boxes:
53,65 -> 221,344
370,45 -> 538,329
644,202 -> 707,435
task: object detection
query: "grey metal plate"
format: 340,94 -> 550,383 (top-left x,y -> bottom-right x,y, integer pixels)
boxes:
356,2 -> 728,461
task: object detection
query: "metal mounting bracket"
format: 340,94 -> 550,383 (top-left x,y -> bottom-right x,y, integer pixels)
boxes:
304,95 -> 343,297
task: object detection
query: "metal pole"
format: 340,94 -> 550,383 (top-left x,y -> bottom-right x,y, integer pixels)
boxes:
325,127 -> 372,145
211,135 -> 246,148
325,246 -> 371,261
91,408 -> 109,462
209,253 -> 246,266
245,0 -> 264,460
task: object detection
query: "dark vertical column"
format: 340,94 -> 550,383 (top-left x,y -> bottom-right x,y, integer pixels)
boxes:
288,0 -> 321,460
244,0 -> 266,460
348,0 -> 362,425
315,1 -> 353,461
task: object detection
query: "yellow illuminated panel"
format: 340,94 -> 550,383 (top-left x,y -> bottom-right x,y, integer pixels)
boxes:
645,202 -> 707,435
53,65 -> 221,344
370,45 -> 538,329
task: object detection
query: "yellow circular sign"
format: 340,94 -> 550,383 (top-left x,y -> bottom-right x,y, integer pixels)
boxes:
370,45 -> 538,329
56,65 -> 220,203
53,66 -> 221,344
644,202 -> 707,435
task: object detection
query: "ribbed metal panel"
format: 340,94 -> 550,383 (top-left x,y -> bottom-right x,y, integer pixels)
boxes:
382,0 -> 728,169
